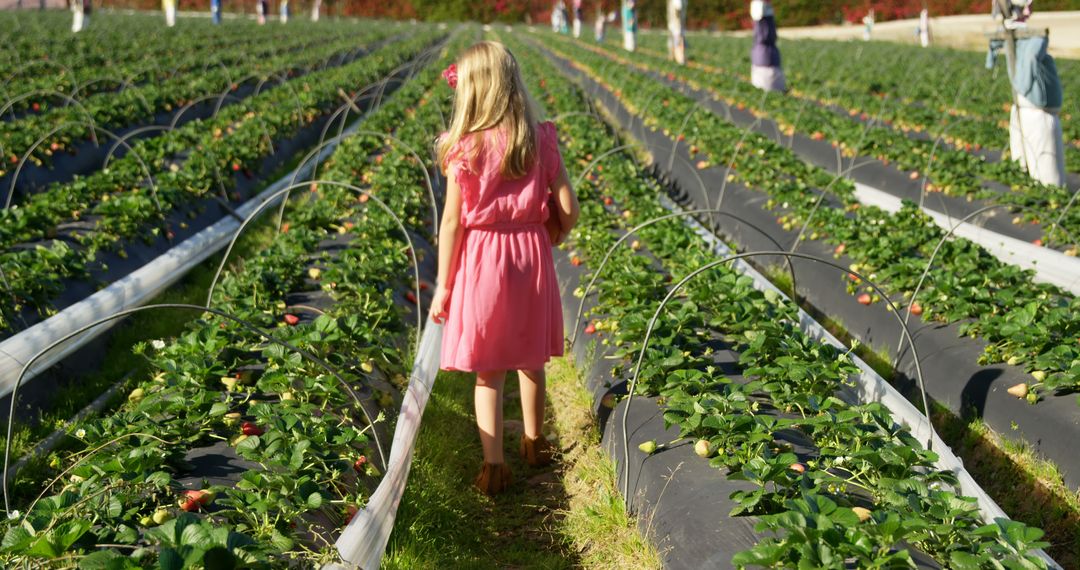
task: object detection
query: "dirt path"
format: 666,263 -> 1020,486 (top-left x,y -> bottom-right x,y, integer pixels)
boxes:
383,357 -> 660,569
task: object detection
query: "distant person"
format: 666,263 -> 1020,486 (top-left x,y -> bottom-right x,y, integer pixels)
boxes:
622,0 -> 636,51
594,6 -> 606,42
572,0 -> 583,38
749,0 -> 785,92
70,0 -> 88,32
163,0 -> 177,27
667,0 -> 687,64
862,9 -> 874,41
280,0 -> 289,23
432,42 -> 580,496
211,0 -> 221,24
993,2 -> 1066,186
257,0 -> 267,24
917,8 -> 932,47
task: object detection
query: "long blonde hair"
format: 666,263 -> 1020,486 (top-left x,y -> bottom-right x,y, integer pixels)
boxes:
437,41 -> 540,180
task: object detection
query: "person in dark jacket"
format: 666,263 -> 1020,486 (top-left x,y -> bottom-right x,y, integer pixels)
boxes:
749,0 -> 785,93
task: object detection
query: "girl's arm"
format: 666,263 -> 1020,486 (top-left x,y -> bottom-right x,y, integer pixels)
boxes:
431,172 -> 465,324
550,160 -> 579,245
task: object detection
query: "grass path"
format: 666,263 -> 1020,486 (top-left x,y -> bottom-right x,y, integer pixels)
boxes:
383,356 -> 661,569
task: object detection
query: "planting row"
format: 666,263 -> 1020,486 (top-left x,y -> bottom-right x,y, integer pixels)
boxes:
505,32 -> 1052,568
1,19 -> 395,177
0,31 -> 441,336
0,29 -> 466,568
598,35 -> 1079,243
540,31 -> 1080,403
637,33 -> 1080,174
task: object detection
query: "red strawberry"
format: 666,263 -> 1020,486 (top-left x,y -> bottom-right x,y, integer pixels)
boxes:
353,456 -> 368,473
344,504 -> 359,525
50,142 -> 61,151
359,193 -> 370,203
571,256 -> 582,266
283,313 -> 300,326
909,171 -> 920,180
179,489 -> 214,512
909,302 -> 923,316
31,102 -> 40,112
584,323 -> 597,335
405,291 -> 418,304
603,196 -> 613,206
1032,238 -> 1043,247
677,134 -> 685,142
231,163 -> 241,172
834,244 -> 846,256
810,131 -> 825,141
857,293 -> 872,305
241,422 -> 264,436
281,223 -> 290,233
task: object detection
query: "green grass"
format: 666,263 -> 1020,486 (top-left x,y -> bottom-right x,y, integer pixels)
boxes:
383,356 -> 661,569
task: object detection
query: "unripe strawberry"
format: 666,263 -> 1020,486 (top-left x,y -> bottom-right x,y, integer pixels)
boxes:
694,439 -> 713,458
128,388 -> 145,402
1007,383 -> 1028,398
152,509 -> 173,525
638,440 -> 657,455
852,507 -> 872,522
789,462 -> 806,474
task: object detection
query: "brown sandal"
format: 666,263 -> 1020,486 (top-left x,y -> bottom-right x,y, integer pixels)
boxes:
473,462 -> 512,496
520,433 -> 556,467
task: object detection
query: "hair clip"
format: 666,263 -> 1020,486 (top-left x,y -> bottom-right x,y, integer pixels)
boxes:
442,63 -> 458,89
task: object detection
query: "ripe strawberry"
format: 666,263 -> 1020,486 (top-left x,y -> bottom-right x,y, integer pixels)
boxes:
31,102 -> 40,112
178,490 -> 214,512
283,313 -> 300,326
281,223 -> 290,233
834,243 -> 846,256
584,322 -> 596,335
1032,238 -> 1043,247
571,256 -> 582,266
603,196 -> 614,206
677,134 -> 685,142
810,131 -> 825,141
344,504 -> 359,525
405,291 -> 417,304
857,293 -> 872,305
231,163 -> 241,172
909,302 -> 923,316
241,422 -> 264,436
50,142 -> 61,151
909,171 -> 920,180
359,193 -> 370,203
353,456 -> 368,473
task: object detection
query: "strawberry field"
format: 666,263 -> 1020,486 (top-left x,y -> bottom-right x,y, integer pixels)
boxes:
0,8 -> 1077,569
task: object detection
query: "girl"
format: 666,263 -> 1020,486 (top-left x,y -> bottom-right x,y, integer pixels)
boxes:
430,41 -> 579,497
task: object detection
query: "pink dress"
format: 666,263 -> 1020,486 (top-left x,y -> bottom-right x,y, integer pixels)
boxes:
440,121 -> 565,372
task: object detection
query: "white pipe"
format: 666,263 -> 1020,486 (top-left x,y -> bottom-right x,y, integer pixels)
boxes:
852,182 -> 1080,295
660,193 -> 1060,569
329,324 -> 443,569
0,113 -> 369,399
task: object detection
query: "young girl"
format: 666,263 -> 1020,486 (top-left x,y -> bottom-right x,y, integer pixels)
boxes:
430,41 -> 579,496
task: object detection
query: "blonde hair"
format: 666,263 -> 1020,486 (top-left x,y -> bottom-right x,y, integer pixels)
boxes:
437,41 -> 541,180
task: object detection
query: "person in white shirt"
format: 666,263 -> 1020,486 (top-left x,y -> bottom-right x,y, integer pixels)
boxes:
667,0 -> 687,65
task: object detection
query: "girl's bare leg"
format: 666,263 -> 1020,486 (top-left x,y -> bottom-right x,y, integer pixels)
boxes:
518,369 -> 546,440
475,370 -> 506,463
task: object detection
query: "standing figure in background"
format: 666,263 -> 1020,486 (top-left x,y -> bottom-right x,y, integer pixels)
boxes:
993,1 -> 1066,186
594,5 -> 606,42
749,0 -> 785,93
311,0 -> 321,21
918,8 -> 932,47
280,0 -> 289,23
71,0 -> 88,32
163,0 -> 177,27
211,0 -> 221,24
257,0 -> 268,24
862,9 -> 874,41
572,0 -> 583,38
621,0 -> 636,52
667,0 -> 687,64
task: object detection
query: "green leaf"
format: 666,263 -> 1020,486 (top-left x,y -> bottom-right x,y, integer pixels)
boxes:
202,546 -> 236,570
158,546 -> 184,570
306,491 -> 324,509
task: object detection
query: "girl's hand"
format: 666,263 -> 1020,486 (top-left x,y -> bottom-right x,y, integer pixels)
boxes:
430,285 -> 450,324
